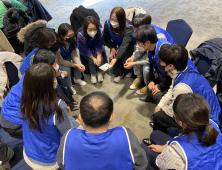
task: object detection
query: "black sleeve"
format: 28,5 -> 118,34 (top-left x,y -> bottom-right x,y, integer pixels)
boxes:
115,26 -> 134,60
148,64 -> 155,83
104,20 -> 117,49
126,128 -> 148,170
158,74 -> 172,92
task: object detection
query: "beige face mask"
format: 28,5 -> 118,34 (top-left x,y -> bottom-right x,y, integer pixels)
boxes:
168,70 -> 180,79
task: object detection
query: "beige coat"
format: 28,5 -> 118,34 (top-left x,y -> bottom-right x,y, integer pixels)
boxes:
0,30 -> 14,52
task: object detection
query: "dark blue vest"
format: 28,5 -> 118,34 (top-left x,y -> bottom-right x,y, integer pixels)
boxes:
63,127 -> 135,170
168,120 -> 222,170
107,19 -> 136,46
173,65 -> 221,124
59,44 -> 74,59
22,99 -> 61,163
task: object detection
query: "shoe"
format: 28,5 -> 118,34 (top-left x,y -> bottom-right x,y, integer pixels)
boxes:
91,74 -> 97,84
70,98 -> 78,105
114,74 -> 124,83
139,96 -> 154,103
74,79 -> 86,86
143,138 -> 152,146
68,103 -> 79,111
130,76 -> 142,90
97,72 -> 103,82
149,121 -> 154,128
136,86 -> 147,94
71,86 -> 76,94
151,114 -> 154,120
126,72 -> 132,78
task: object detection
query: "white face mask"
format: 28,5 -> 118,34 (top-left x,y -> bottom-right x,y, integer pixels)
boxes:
53,64 -> 59,72
87,31 -> 97,38
54,79 -> 58,89
110,21 -> 119,28
138,46 -> 145,52
167,70 -> 180,79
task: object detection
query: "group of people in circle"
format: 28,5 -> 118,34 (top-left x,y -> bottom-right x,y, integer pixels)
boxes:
1,5 -> 222,170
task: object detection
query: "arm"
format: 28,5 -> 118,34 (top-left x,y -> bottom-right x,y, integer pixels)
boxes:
103,20 -> 117,49
56,50 -> 76,68
149,64 -> 156,83
158,74 -> 172,92
77,33 -> 93,58
132,44 -> 144,61
115,26 -> 134,60
94,30 -> 104,54
10,0 -> 26,11
70,48 -> 81,64
126,128 -> 148,170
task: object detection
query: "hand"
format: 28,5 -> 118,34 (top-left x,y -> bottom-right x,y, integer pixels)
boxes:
67,106 -> 71,112
61,71 -> 68,77
75,64 -> 85,72
109,48 -> 117,59
110,58 -> 117,66
97,55 -> 102,66
148,144 -> 167,153
148,81 -> 155,91
74,118 -> 83,125
124,62 -> 136,69
154,105 -> 162,114
152,84 -> 160,95
125,56 -> 135,63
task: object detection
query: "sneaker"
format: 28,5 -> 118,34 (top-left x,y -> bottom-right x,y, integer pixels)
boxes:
114,74 -> 124,83
91,74 -> 97,84
130,76 -> 142,90
136,86 -> 147,95
126,72 -> 132,78
71,86 -> 76,94
74,79 -> 86,86
97,72 -> 103,82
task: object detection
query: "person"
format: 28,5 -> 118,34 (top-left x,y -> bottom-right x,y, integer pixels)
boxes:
57,23 -> 86,88
124,13 -> 175,95
77,16 -> 106,84
104,7 -> 137,83
151,44 -> 221,133
132,25 -> 172,105
141,93 -> 222,170
21,63 -> 80,169
57,91 -> 148,170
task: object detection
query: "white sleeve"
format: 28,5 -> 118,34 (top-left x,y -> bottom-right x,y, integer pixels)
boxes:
132,44 -> 144,60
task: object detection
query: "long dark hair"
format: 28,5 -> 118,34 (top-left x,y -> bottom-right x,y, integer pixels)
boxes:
110,7 -> 127,36
78,16 -> 101,42
173,93 -> 219,147
57,23 -> 77,49
37,27 -> 56,49
20,63 -> 63,133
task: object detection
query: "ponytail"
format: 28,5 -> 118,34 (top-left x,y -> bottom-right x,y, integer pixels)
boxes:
202,124 -> 218,147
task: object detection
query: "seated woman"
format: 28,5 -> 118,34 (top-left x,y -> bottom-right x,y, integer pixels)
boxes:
21,63 -> 80,169
141,93 -> 222,170
104,7 -> 137,83
57,23 -> 86,88
77,16 -> 106,84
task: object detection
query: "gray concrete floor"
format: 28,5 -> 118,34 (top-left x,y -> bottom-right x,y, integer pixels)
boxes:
39,0 -> 222,142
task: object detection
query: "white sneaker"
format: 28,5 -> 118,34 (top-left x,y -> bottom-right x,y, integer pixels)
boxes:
97,73 -> 103,82
74,79 -> 86,86
91,74 -> 97,84
126,72 -> 132,78
71,86 -> 77,94
114,74 -> 124,83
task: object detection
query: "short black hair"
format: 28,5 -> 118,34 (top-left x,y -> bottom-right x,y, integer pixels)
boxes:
80,91 -> 113,128
159,44 -> 188,71
133,25 -> 158,44
132,13 -> 152,28
33,49 -> 56,66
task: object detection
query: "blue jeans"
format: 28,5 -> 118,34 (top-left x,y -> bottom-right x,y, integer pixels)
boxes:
59,57 -> 82,87
134,65 -> 150,85
56,77 -> 73,103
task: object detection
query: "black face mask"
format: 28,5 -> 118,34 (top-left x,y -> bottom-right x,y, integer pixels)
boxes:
158,62 -> 166,72
49,42 -> 59,51
66,36 -> 75,44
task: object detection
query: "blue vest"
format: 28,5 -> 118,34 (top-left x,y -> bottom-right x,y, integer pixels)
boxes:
168,120 -> 222,170
22,99 -> 61,163
151,24 -> 175,44
148,38 -> 171,76
59,44 -> 74,59
107,19 -> 136,46
63,127 -> 135,170
173,65 -> 221,125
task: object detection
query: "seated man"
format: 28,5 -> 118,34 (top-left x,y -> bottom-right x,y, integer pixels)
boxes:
57,91 -> 148,170
124,13 -> 175,95
151,44 -> 221,133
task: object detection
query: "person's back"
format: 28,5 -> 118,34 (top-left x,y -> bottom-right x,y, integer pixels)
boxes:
57,91 -> 148,170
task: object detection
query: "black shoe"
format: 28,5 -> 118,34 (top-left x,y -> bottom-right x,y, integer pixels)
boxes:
139,96 -> 154,103
70,98 -> 78,105
143,138 -> 152,146
151,114 -> 154,120
149,121 -> 154,128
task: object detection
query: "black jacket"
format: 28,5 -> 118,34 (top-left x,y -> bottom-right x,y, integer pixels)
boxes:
0,140 -> 14,165
2,7 -> 30,39
70,5 -> 101,36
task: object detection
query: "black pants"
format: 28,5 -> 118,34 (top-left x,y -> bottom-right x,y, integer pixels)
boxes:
147,89 -> 167,105
113,44 -> 134,77
153,111 -> 181,133
141,130 -> 173,170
